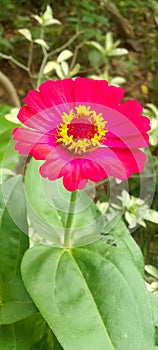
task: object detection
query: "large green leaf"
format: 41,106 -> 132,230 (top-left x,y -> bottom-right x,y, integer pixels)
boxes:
25,158 -> 104,247
31,328 -> 63,350
0,104 -> 19,169
0,313 -> 63,350
149,292 -> 158,346
103,219 -> 144,276
149,292 -> 158,327
21,224 -> 154,350
0,175 -> 36,324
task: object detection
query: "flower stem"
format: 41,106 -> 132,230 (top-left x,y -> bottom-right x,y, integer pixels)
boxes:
64,190 -> 78,247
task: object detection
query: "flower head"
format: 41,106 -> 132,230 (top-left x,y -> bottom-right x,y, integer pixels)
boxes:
13,78 -> 150,191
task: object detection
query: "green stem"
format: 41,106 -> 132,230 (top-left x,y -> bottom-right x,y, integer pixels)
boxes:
64,190 -> 78,247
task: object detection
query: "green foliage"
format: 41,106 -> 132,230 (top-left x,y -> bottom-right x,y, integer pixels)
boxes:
145,265 -> 158,295
65,0 -> 110,40
111,189 -> 158,229
0,104 -> 19,170
0,312 -> 63,349
0,175 -> 36,324
21,220 -> 154,350
143,103 -> 158,146
25,158 -> 104,247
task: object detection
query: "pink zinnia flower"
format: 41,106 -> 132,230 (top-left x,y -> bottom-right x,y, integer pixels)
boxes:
13,78 -> 150,191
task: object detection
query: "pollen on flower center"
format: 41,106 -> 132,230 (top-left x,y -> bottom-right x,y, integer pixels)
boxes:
67,123 -> 98,139
56,105 -> 108,155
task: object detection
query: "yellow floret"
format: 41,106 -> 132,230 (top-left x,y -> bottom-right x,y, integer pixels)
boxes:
56,105 -> 108,154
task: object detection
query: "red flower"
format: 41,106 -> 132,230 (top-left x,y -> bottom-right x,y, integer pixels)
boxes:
13,78 -> 150,191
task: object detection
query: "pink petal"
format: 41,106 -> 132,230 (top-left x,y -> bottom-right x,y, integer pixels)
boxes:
104,131 -> 149,148
73,78 -> 109,104
86,147 -> 146,180
82,159 -> 107,182
24,90 -> 49,113
30,144 -> 53,159
17,106 -> 34,124
103,85 -> 124,107
107,117 -> 150,139
102,106 -> 150,141
129,115 -> 150,133
39,79 -> 74,106
39,145 -> 72,181
13,127 -> 56,158
59,159 -> 85,191
117,100 -> 143,117
17,105 -> 63,133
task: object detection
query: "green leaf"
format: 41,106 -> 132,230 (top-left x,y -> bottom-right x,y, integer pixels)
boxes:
32,14 -> 43,25
108,48 -> 128,56
0,313 -> 47,350
25,158 -> 104,247
69,63 -> 80,78
109,76 -> 126,86
55,65 -> 65,79
0,176 -> 36,324
4,107 -> 20,124
0,104 -> 19,169
21,228 -> 154,350
88,49 -> 103,67
106,220 -> 144,275
0,104 -> 12,117
145,265 -> 158,279
146,209 -> 158,224
18,28 -> 32,41
155,327 -> 158,346
43,61 -> 60,75
57,50 -> 73,63
86,40 -> 104,53
31,328 -> 63,350
149,293 -> 158,346
61,61 -> 69,76
0,168 -> 15,184
34,39 -> 49,50
105,32 -> 113,50
42,5 -> 61,26
149,292 -> 158,326
146,103 -> 158,117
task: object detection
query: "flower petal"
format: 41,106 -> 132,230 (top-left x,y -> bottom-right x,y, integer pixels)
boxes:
24,90 -> 49,113
82,159 -> 107,182
117,100 -> 143,117
73,78 -> 109,104
17,106 -> 34,124
86,147 -> 146,180
13,127 -> 55,158
60,159 -> 85,191
104,131 -> 149,148
102,106 -> 150,142
39,79 -> 74,106
103,85 -> 124,107
39,145 -> 71,181
17,105 -> 63,133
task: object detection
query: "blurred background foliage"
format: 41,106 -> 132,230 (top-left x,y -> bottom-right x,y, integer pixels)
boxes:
0,0 -> 158,268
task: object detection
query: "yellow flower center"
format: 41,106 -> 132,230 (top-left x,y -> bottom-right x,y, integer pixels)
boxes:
56,105 -> 108,155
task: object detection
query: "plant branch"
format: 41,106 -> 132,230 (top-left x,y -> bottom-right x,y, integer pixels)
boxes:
0,52 -> 29,72
48,31 -> 82,58
27,41 -> 34,70
36,26 -> 48,88
0,70 -> 21,107
69,42 -> 83,71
